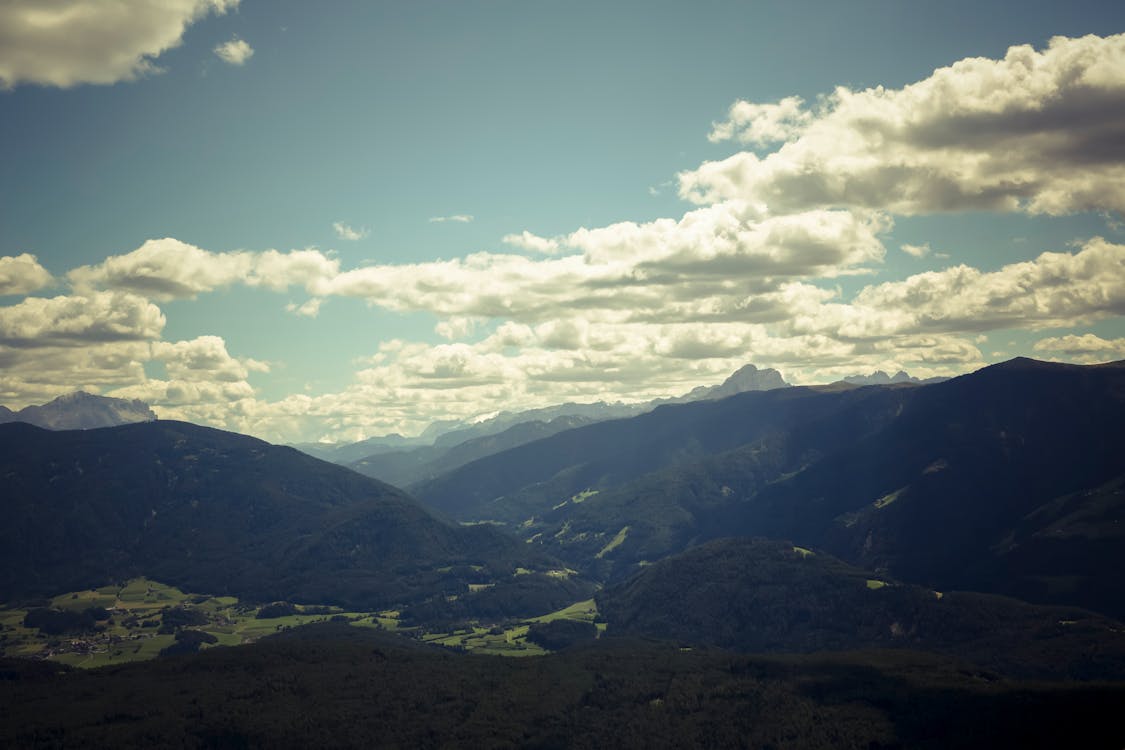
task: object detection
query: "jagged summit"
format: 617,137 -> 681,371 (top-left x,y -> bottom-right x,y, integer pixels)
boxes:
843,370 -> 918,385
0,391 -> 156,430
708,363 -> 789,398
659,363 -> 789,405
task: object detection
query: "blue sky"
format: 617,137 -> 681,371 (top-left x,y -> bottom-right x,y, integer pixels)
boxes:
2,0 -> 1124,442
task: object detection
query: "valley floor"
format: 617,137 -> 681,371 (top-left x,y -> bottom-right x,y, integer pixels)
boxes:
0,577 -> 603,667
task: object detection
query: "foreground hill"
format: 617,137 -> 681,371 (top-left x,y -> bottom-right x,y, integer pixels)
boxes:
597,538 -> 1125,681
2,622 -> 1123,749
0,421 -> 584,617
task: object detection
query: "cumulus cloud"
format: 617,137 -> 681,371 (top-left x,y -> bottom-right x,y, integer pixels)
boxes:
0,292 -> 165,346
0,0 -> 239,89
0,341 -> 152,406
708,96 -> 812,146
50,335 -> 264,426
566,203 -> 887,275
435,316 -> 482,340
680,34 -> 1125,217
152,335 -> 266,382
332,222 -> 368,241
317,204 -> 886,324
286,298 -> 323,318
213,37 -> 253,66
68,238 -> 339,300
111,378 -> 256,410
1033,332 -> 1125,362
901,243 -> 931,258
791,238 -> 1125,339
428,214 -> 474,223
14,233 -> 1121,442
502,230 -> 562,254
0,254 -> 53,295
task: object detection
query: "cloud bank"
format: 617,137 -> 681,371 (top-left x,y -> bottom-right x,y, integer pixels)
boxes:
3,34 -> 1124,441
683,33 -> 1125,217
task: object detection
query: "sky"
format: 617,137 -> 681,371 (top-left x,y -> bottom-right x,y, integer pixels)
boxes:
1,0 -> 1125,444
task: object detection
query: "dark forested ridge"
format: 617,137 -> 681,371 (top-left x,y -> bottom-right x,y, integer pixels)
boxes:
2,622 -> 1124,749
0,420 -> 578,615
597,538 -> 1125,681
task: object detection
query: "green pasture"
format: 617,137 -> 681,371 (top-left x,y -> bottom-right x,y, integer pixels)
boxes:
1,580 -> 604,667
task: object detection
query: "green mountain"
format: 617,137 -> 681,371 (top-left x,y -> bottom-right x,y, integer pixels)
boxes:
0,420 -> 584,617
412,358 -> 1125,617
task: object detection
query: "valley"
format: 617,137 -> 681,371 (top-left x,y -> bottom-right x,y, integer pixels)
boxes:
0,577 -> 604,667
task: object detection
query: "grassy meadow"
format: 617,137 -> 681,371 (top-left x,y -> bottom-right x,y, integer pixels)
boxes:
0,578 -> 602,668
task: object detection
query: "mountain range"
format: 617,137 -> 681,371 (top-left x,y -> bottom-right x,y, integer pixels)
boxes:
841,370 -> 947,386
3,357 -> 1125,747
407,358 -> 1125,618
297,362 -> 791,473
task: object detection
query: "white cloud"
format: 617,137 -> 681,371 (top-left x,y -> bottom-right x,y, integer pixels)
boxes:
791,238 -> 1125,339
213,37 -> 253,66
681,34 -> 1125,217
68,238 -> 339,300
1033,332 -> 1125,362
502,230 -> 561,254
332,222 -> 368,241
12,232 -> 1120,443
69,238 -> 252,299
0,292 -> 165,346
250,248 -> 339,292
708,96 -> 812,146
0,254 -> 53,295
151,335 -> 265,382
901,243 -> 931,258
315,205 -> 885,325
0,0 -> 239,89
111,378 -> 256,409
428,214 -> 474,223
435,316 -> 482,340
566,203 -> 887,276
0,341 -> 152,407
286,298 -> 323,318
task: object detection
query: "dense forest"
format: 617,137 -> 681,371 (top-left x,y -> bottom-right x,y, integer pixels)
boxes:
3,623 -> 1124,749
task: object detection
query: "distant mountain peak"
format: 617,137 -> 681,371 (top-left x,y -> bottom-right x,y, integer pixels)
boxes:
659,363 -> 790,405
843,370 -> 915,385
839,369 -> 954,386
0,391 -> 157,431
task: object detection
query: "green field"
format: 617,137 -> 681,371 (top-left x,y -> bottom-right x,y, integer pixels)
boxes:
0,579 -> 602,668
